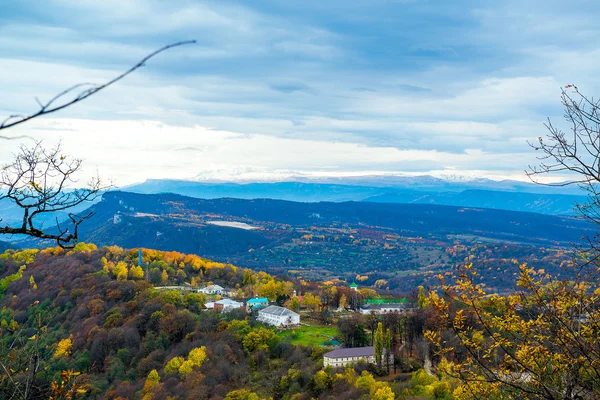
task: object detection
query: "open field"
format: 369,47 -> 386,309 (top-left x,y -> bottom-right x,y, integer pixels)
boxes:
278,325 -> 340,347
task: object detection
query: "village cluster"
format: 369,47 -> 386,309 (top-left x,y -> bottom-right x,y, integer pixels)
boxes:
156,281 -> 415,368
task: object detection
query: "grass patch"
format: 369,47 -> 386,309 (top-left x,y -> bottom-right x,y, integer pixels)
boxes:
278,325 -> 340,347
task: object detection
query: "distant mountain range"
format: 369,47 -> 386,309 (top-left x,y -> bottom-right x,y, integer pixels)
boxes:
124,178 -> 587,215
0,241 -> 15,252
9,191 -> 595,290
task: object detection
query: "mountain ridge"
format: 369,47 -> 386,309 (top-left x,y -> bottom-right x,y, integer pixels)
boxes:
124,179 -> 586,215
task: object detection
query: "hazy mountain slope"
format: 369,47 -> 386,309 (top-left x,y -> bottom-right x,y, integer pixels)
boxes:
366,189 -> 584,215
125,180 -> 383,202
125,179 -> 586,215
0,241 -> 16,252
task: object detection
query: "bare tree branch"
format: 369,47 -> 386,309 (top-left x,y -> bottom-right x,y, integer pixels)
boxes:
0,141 -> 111,248
526,85 -> 600,229
0,40 -> 195,247
0,40 -> 196,134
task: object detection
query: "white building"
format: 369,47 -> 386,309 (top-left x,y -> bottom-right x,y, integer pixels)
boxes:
199,284 -> 225,295
214,299 -> 243,312
359,302 -> 414,315
257,305 -> 300,327
323,347 -> 377,367
204,299 -> 243,312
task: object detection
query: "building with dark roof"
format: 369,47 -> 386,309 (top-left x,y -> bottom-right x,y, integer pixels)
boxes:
323,346 -> 376,367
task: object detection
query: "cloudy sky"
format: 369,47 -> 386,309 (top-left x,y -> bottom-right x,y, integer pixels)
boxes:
1,0 -> 599,185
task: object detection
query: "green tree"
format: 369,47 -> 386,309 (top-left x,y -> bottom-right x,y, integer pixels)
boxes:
384,328 -> 391,374
417,285 -> 429,308
374,322 -> 383,368
289,296 -> 301,311
225,389 -> 261,400
229,320 -> 252,339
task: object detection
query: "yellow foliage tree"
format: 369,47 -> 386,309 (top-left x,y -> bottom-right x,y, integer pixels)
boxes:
188,346 -> 207,367
129,265 -> 144,279
164,357 -> 185,375
427,263 -> 600,399
160,269 -> 169,285
67,242 -> 97,255
289,296 -> 301,311
112,261 -> 128,280
374,279 -> 388,289
143,369 -> 160,394
53,338 -> 72,359
224,389 -> 262,400
338,294 -> 347,309
178,360 -> 194,379
303,293 -> 320,311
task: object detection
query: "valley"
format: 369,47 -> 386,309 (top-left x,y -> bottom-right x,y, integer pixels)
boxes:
15,190 -> 587,292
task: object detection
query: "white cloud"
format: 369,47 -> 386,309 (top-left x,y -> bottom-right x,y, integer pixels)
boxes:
0,118 -> 546,186
1,0 -> 598,184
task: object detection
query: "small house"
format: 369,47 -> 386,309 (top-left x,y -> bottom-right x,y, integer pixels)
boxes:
214,299 -> 244,312
246,297 -> 269,310
199,284 -> 225,295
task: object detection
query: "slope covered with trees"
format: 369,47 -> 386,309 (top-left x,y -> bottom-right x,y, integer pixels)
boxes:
0,245 -> 419,399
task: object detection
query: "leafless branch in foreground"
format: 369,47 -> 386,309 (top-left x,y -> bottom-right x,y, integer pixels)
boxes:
0,141 -> 112,248
0,40 -> 196,134
526,85 -> 600,220
0,40 -> 195,247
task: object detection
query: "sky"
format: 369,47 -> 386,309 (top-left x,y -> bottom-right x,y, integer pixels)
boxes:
1,0 -> 600,186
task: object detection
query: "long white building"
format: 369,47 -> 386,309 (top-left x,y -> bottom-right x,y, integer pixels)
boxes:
257,305 -> 300,327
359,302 -> 414,315
323,347 -> 377,367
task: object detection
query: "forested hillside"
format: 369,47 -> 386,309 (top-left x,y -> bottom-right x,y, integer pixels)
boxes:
0,246 -> 453,399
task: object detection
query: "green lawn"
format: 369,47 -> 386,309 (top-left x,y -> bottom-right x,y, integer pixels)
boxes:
278,325 -> 340,347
